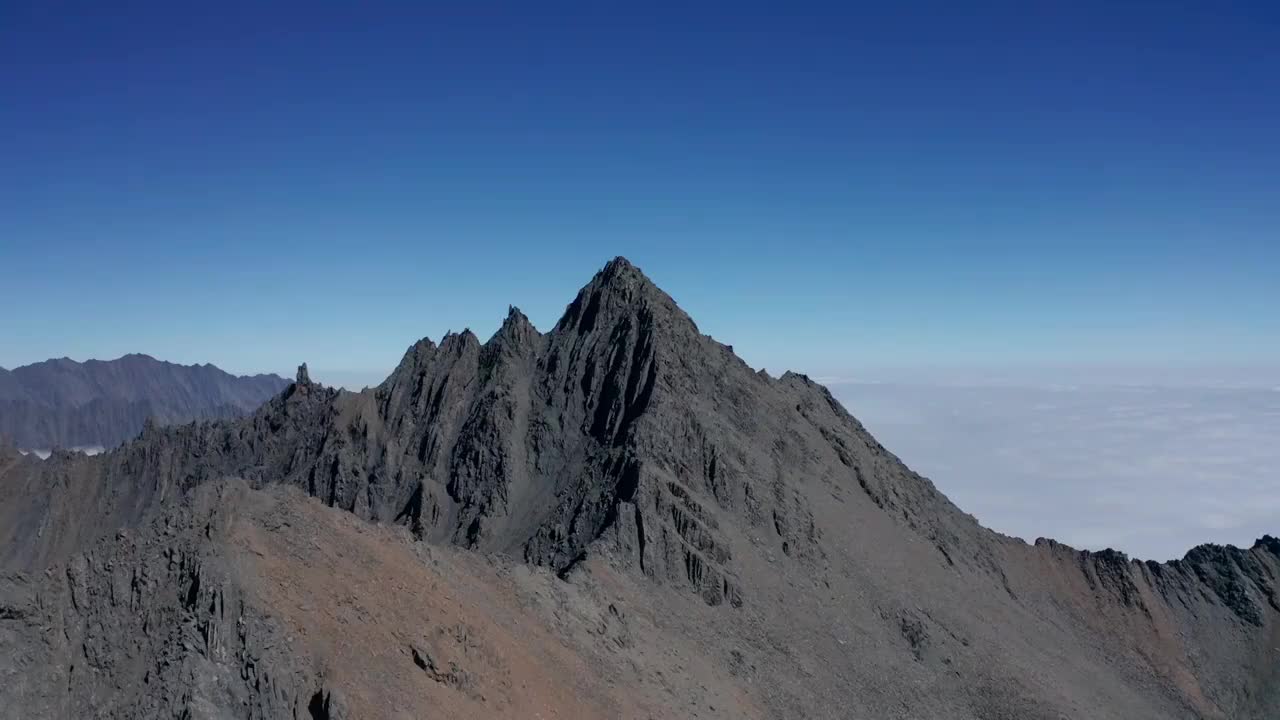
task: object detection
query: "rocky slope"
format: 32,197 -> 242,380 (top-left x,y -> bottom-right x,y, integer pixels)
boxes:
0,354 -> 288,450
1,258 -> 1277,719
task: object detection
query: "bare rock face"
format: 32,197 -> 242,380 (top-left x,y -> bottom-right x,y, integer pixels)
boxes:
1,257 -> 1277,719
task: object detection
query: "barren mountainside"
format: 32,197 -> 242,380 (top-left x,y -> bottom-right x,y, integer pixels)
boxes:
1,258 -> 1276,719
0,354 -> 288,450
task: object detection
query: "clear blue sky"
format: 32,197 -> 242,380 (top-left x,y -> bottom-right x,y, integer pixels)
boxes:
3,1 -> 1277,382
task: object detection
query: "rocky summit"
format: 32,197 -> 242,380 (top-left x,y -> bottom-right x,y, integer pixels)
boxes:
1,258 -> 1276,719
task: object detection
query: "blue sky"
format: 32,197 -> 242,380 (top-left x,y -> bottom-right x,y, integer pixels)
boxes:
3,1 -> 1277,382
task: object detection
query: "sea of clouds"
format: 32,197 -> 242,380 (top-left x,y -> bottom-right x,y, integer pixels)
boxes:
19,446 -> 105,460
828,374 -> 1280,561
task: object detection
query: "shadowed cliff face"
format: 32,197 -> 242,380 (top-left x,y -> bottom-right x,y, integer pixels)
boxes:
1,258 -> 1277,719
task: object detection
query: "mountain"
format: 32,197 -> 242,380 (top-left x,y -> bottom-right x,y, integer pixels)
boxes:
0,258 -> 1276,719
0,354 -> 289,450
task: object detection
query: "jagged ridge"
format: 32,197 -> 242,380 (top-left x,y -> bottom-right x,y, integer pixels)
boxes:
1,257 -> 1277,719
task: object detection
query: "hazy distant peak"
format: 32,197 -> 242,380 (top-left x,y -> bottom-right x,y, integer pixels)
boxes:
0,355 -> 289,449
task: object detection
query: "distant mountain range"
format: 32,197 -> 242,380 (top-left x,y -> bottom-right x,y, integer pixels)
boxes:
0,354 -> 288,450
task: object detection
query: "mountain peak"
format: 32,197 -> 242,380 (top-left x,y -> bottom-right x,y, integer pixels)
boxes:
601,254 -> 638,274
554,257 -> 697,338
1256,535 -> 1280,556
489,305 -> 540,352
594,255 -> 654,291
502,304 -> 533,330
440,329 -> 480,355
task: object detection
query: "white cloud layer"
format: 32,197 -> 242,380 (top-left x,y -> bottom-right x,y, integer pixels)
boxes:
829,377 -> 1280,561
20,446 -> 105,460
